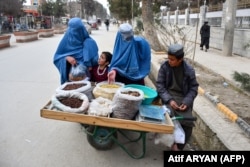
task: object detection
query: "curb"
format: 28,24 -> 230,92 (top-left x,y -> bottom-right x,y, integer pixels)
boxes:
198,86 -> 250,138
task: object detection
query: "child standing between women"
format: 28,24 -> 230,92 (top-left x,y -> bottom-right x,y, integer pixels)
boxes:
90,51 -> 112,83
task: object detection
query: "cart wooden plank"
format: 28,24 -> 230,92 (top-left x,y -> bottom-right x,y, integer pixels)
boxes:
40,102 -> 174,134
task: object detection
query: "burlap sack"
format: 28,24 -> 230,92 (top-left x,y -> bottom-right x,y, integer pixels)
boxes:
111,87 -> 144,120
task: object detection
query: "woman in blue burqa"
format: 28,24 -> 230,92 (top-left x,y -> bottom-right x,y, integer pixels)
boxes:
108,23 -> 151,85
53,17 -> 99,84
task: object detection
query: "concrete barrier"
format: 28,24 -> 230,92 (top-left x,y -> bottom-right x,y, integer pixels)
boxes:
53,28 -> 65,34
13,31 -> 38,43
0,34 -> 11,49
38,29 -> 54,38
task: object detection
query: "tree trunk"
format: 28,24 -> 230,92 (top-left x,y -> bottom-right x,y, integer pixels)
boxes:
222,0 -> 237,56
141,0 -> 164,52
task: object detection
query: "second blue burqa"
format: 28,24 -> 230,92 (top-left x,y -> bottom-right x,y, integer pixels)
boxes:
109,23 -> 151,81
53,18 -> 98,84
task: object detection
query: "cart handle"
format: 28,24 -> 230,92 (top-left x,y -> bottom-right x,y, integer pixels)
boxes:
171,116 -> 197,121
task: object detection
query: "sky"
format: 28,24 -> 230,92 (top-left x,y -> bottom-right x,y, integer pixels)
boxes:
97,0 -> 109,9
97,0 -> 109,14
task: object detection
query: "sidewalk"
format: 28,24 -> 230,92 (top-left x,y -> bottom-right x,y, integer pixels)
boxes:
186,46 -> 250,86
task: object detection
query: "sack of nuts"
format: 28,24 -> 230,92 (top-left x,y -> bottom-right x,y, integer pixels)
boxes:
55,81 -> 94,101
111,87 -> 144,120
51,91 -> 89,113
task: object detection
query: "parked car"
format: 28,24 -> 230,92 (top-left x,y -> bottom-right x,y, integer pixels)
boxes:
81,19 -> 92,34
88,20 -> 99,30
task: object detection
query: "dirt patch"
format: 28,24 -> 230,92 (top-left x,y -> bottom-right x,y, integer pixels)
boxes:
188,59 -> 250,125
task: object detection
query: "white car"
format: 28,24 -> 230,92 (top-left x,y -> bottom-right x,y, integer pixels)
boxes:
82,19 -> 92,34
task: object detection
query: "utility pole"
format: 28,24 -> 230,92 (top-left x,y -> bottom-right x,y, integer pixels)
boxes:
222,0 -> 237,56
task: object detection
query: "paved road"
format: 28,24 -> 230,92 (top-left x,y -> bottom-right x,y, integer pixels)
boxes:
0,25 -> 169,167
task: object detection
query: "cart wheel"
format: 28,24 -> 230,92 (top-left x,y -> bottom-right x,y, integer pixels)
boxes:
86,126 -> 117,150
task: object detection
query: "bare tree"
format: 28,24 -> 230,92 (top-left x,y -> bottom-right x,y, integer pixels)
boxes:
142,0 -> 164,51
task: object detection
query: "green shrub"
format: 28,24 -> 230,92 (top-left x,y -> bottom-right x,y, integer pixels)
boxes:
232,71 -> 250,92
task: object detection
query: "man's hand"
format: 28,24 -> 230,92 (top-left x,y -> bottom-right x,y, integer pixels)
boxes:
179,104 -> 187,111
107,70 -> 116,84
169,100 -> 187,111
169,100 -> 179,110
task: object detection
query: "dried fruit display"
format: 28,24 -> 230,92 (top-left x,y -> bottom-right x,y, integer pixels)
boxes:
121,91 -> 140,97
100,84 -> 121,88
63,83 -> 87,90
59,97 -> 83,108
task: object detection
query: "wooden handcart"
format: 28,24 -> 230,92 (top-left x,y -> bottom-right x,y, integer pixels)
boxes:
40,101 -> 174,159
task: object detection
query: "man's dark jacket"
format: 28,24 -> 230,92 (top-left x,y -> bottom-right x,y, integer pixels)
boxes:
156,60 -> 199,108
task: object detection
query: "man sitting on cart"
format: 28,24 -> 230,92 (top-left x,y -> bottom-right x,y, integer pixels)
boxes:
156,44 -> 199,151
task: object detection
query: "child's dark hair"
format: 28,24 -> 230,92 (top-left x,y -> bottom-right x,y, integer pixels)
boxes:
102,51 -> 112,63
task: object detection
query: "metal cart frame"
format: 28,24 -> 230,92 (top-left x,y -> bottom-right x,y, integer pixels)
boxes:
40,101 -> 174,159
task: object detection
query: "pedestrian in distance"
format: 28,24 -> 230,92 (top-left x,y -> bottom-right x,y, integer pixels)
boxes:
53,17 -> 99,84
104,19 -> 110,31
156,44 -> 199,151
107,23 -> 151,85
90,51 -> 112,83
200,21 -> 210,52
